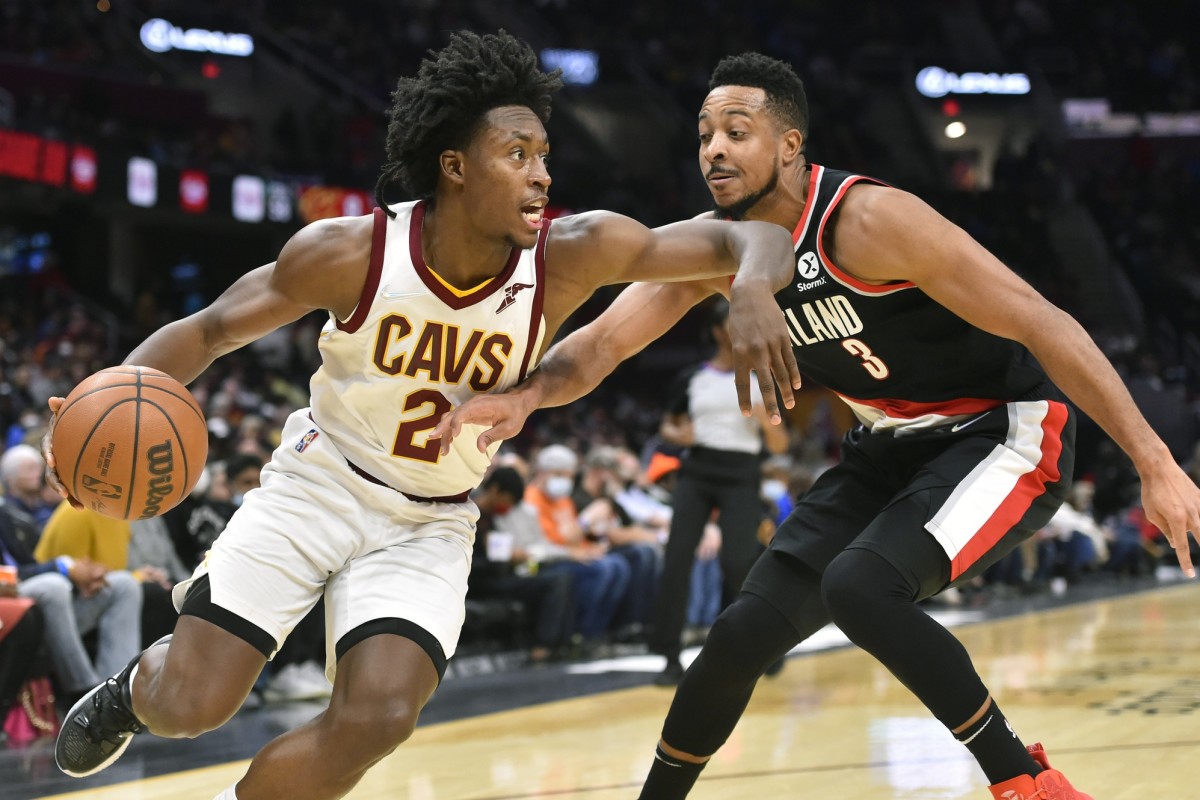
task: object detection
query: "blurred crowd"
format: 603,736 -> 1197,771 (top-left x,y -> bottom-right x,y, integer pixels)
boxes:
1,250 -> 1198,739
1,0 -> 1199,746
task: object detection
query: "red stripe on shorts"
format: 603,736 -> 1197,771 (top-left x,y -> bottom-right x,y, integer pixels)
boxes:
949,400 -> 1068,580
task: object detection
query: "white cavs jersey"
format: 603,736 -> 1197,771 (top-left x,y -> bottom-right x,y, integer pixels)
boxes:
309,201 -> 548,498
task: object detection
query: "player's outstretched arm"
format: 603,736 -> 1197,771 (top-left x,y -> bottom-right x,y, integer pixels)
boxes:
550,211 -> 803,420
552,211 -> 796,287
835,184 -> 1200,577
43,214 -> 374,503
431,280 -> 717,454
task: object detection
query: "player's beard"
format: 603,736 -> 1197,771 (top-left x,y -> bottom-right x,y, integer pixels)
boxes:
712,162 -> 779,220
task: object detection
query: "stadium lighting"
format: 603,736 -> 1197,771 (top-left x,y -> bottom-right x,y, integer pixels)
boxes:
944,121 -> 967,139
541,49 -> 599,86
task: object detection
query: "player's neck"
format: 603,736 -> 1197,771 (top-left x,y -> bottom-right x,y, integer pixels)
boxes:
743,161 -> 810,231
421,204 -> 514,290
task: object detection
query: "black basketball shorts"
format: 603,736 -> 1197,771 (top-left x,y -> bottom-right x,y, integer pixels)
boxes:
759,395 -> 1075,603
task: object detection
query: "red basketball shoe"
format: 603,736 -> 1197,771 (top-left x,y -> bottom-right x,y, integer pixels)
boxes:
987,743 -> 1093,800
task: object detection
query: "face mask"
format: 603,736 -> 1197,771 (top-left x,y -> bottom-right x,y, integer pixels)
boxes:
761,479 -> 788,503
544,475 -> 573,499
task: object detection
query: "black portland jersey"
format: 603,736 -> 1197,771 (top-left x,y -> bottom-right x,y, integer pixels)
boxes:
776,164 -> 1049,433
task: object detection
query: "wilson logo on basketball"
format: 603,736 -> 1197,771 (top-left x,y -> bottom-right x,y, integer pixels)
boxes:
140,441 -> 175,519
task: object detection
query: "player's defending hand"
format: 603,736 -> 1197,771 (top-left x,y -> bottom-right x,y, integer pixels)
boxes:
430,392 -> 537,456
1138,460 -> 1200,579
42,396 -> 83,510
727,281 -> 802,424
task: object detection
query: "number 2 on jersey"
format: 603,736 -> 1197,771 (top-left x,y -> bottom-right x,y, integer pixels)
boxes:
392,389 -> 453,463
842,338 -> 890,380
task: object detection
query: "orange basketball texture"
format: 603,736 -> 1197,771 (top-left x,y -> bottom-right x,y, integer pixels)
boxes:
52,366 -> 208,520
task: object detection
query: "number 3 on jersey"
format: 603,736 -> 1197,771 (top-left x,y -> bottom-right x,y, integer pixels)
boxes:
392,389 -> 453,463
842,338 -> 890,380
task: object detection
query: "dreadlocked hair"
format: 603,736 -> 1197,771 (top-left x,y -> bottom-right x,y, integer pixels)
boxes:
709,52 -> 809,137
375,30 -> 563,213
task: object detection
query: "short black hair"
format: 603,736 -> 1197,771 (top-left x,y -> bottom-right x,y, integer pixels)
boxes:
483,466 -> 525,501
709,52 -> 809,138
375,30 -> 563,209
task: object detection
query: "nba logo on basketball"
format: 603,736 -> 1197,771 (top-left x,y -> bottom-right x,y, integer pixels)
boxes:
295,429 -> 319,453
82,474 -> 123,500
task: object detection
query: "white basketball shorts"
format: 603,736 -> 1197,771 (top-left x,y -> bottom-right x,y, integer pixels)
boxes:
172,408 -> 477,681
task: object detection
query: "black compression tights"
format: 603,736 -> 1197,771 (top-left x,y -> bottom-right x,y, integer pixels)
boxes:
660,547 -> 992,759
820,547 -> 990,731
660,577 -> 828,757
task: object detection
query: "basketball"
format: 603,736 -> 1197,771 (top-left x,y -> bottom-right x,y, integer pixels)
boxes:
51,365 -> 208,520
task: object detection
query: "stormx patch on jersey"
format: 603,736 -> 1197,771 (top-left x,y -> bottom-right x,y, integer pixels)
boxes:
797,251 -> 821,279
795,251 -> 827,291
295,429 -> 320,453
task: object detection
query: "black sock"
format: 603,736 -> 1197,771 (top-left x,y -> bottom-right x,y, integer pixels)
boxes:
637,744 -> 707,800
953,700 -> 1041,784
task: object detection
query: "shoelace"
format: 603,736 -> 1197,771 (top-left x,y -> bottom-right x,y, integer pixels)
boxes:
82,678 -> 140,744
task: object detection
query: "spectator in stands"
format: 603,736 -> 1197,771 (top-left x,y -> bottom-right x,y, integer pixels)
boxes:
1033,480 -> 1109,591
35,501 -> 173,646
525,445 -> 630,648
469,467 -> 574,662
174,454 -> 266,570
0,497 -> 140,705
1105,499 -> 1154,577
0,595 -> 44,728
0,443 -> 58,531
573,446 -> 660,641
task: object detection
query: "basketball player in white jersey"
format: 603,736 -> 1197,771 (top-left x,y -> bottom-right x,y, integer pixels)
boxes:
43,32 -> 796,800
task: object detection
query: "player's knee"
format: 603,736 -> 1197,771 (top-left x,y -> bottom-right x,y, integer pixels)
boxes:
701,602 -> 774,678
147,693 -> 239,738
142,672 -> 245,738
327,696 -> 421,759
825,546 -> 902,628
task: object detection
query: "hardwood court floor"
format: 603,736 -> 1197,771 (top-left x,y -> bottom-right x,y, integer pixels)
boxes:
35,582 -> 1199,799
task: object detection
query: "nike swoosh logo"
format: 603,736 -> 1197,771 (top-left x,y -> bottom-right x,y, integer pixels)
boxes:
950,414 -> 987,433
380,289 -> 424,300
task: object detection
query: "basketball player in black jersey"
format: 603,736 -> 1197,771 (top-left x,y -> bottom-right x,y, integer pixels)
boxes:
433,52 -> 1200,799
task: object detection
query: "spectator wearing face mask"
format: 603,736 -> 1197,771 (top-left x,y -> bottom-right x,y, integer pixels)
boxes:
524,444 -> 631,650
469,466 -> 575,662
573,446 -> 660,642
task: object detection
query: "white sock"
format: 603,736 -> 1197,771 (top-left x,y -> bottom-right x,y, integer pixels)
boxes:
213,786 -> 238,800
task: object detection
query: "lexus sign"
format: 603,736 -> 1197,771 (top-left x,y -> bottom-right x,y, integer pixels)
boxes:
140,18 -> 254,57
916,67 -> 1030,98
